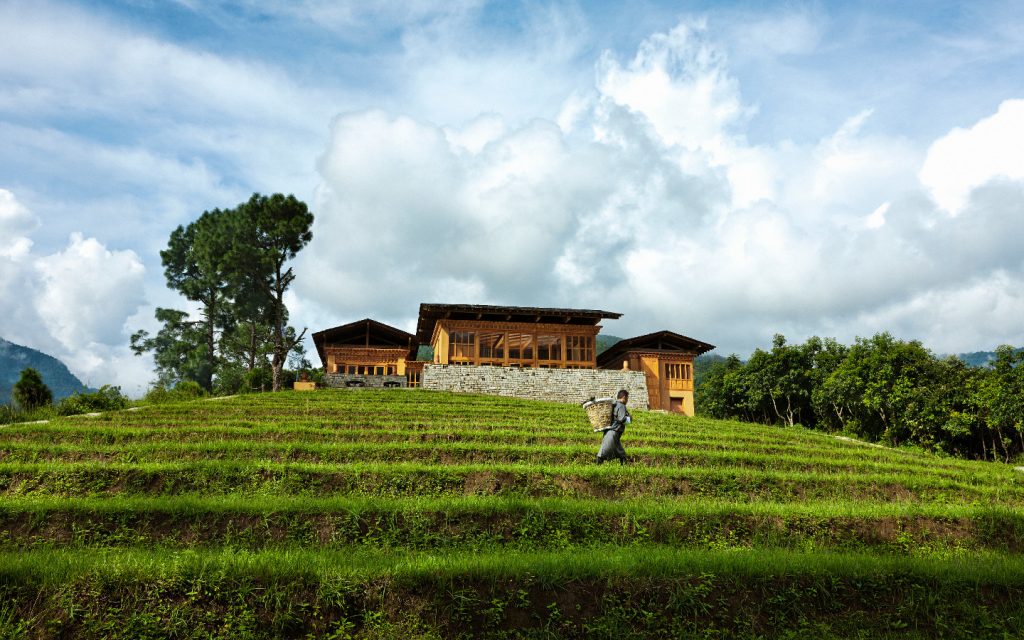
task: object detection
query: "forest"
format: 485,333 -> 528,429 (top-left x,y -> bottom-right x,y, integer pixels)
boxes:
698,333 -> 1024,462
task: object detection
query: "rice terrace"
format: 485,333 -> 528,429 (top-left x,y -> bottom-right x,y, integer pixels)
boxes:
2,388 -> 1024,638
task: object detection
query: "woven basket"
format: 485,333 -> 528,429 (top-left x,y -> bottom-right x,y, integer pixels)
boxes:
581,397 -> 615,429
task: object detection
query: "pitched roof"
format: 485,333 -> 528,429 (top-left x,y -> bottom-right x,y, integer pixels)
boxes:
596,330 -> 715,368
415,303 -> 622,343
311,318 -> 417,366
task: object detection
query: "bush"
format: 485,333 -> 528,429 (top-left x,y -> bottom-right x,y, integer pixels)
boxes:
57,385 -> 129,416
143,380 -> 207,404
242,367 -> 274,393
12,368 -> 53,410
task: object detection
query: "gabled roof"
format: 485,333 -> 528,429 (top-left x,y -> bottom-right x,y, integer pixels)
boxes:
415,303 -> 622,343
312,318 -> 417,366
596,330 -> 715,368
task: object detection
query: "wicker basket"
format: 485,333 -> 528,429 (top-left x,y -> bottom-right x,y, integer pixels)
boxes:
581,397 -> 615,430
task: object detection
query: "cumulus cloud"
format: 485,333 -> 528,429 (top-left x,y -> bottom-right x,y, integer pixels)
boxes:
919,99 -> 1024,215
300,19 -> 1024,355
0,190 -> 150,394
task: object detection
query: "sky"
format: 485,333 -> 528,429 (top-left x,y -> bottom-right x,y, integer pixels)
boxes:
1,0 -> 1024,395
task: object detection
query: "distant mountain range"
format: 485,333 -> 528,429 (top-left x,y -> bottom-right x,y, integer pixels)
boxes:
1,337 -> 90,404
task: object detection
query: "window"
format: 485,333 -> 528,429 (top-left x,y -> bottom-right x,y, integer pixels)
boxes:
537,335 -> 562,363
478,332 -> 505,361
665,363 -> 692,380
449,331 -> 476,361
507,333 -> 534,363
566,335 -> 594,364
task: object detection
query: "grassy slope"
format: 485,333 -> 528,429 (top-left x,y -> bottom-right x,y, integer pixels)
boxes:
1,389 -> 1023,638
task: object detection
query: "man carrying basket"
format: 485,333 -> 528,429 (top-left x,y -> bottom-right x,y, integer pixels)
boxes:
595,389 -> 630,465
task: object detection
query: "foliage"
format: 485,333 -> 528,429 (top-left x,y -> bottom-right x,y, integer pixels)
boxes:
12,367 -> 53,410
699,332 -> 1024,461
132,193 -> 313,393
142,380 -> 207,404
57,385 -> 129,416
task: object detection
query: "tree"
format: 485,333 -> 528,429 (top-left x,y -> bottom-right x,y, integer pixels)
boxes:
133,193 -> 313,394
158,209 -> 236,391
12,367 -> 52,410
230,193 -> 314,391
130,307 -> 211,388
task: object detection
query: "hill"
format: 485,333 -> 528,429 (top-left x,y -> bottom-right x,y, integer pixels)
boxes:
955,348 -> 1023,367
1,389 -> 1023,638
0,337 -> 89,404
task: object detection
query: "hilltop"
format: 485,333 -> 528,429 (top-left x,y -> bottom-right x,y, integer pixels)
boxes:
1,389 -> 1022,638
0,337 -> 89,404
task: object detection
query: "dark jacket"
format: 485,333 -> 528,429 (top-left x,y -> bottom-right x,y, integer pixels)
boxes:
610,400 -> 630,433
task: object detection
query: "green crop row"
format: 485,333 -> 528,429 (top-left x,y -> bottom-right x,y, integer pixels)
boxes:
0,439 -> 998,481
2,547 -> 1024,638
2,494 -> 1022,553
1,460 -> 1020,503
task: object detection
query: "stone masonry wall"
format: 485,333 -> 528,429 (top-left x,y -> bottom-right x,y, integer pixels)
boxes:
323,373 -> 407,388
421,365 -> 650,409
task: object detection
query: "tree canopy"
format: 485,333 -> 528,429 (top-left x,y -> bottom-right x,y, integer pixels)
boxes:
698,333 -> 1024,462
132,193 -> 314,393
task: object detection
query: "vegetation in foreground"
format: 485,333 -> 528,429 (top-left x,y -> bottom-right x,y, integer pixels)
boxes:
1,389 -> 1023,638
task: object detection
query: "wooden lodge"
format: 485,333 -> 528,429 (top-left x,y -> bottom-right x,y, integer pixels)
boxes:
415,303 -> 621,369
596,330 -> 715,415
311,318 -> 424,386
313,304 -> 714,415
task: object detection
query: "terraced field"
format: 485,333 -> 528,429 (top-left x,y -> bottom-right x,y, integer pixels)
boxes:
2,389 -> 1024,638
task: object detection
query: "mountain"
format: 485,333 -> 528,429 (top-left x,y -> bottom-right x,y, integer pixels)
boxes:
595,334 -> 622,355
0,337 -> 89,404
953,348 -> 1023,368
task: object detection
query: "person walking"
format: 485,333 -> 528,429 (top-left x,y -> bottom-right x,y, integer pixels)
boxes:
596,389 -> 631,465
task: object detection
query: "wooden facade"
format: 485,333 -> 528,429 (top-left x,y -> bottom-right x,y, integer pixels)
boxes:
415,304 -> 621,369
312,319 -> 419,383
314,308 -> 715,411
596,331 -> 715,416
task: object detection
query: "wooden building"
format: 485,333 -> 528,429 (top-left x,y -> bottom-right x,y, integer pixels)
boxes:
415,303 -> 622,369
596,331 -> 715,416
312,319 -> 420,383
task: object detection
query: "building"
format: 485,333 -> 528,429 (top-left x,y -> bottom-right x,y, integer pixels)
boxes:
312,304 -> 714,415
596,330 -> 715,415
311,318 -> 422,386
415,303 -> 621,369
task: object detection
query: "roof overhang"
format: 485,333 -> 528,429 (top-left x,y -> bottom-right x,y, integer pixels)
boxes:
415,303 -> 622,343
596,330 -> 715,368
311,318 -> 417,366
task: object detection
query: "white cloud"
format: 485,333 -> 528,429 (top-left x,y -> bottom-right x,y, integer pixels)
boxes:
0,188 -> 38,259
0,190 -> 150,395
919,99 -> 1024,215
34,233 -> 146,349
301,19 -> 1024,357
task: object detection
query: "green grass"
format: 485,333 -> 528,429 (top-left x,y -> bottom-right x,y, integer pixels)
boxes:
2,388 -> 1023,638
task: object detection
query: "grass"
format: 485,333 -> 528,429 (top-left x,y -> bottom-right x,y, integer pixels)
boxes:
1,388 -> 1023,638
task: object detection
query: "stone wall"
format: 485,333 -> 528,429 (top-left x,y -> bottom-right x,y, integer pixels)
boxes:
421,365 -> 650,409
323,373 -> 407,389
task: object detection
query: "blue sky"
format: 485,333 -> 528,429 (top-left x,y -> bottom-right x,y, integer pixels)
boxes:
2,0 -> 1023,393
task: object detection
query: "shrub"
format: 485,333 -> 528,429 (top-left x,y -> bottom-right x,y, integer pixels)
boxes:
143,380 -> 207,404
242,367 -> 274,393
12,368 -> 53,410
57,385 -> 129,416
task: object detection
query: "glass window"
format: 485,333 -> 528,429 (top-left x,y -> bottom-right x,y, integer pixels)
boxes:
449,331 -> 476,360
566,335 -> 594,363
479,332 -> 505,360
537,335 -> 562,362
507,333 -> 534,362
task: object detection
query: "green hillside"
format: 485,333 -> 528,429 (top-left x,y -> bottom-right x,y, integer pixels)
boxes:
0,337 -> 89,404
1,389 -> 1023,638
